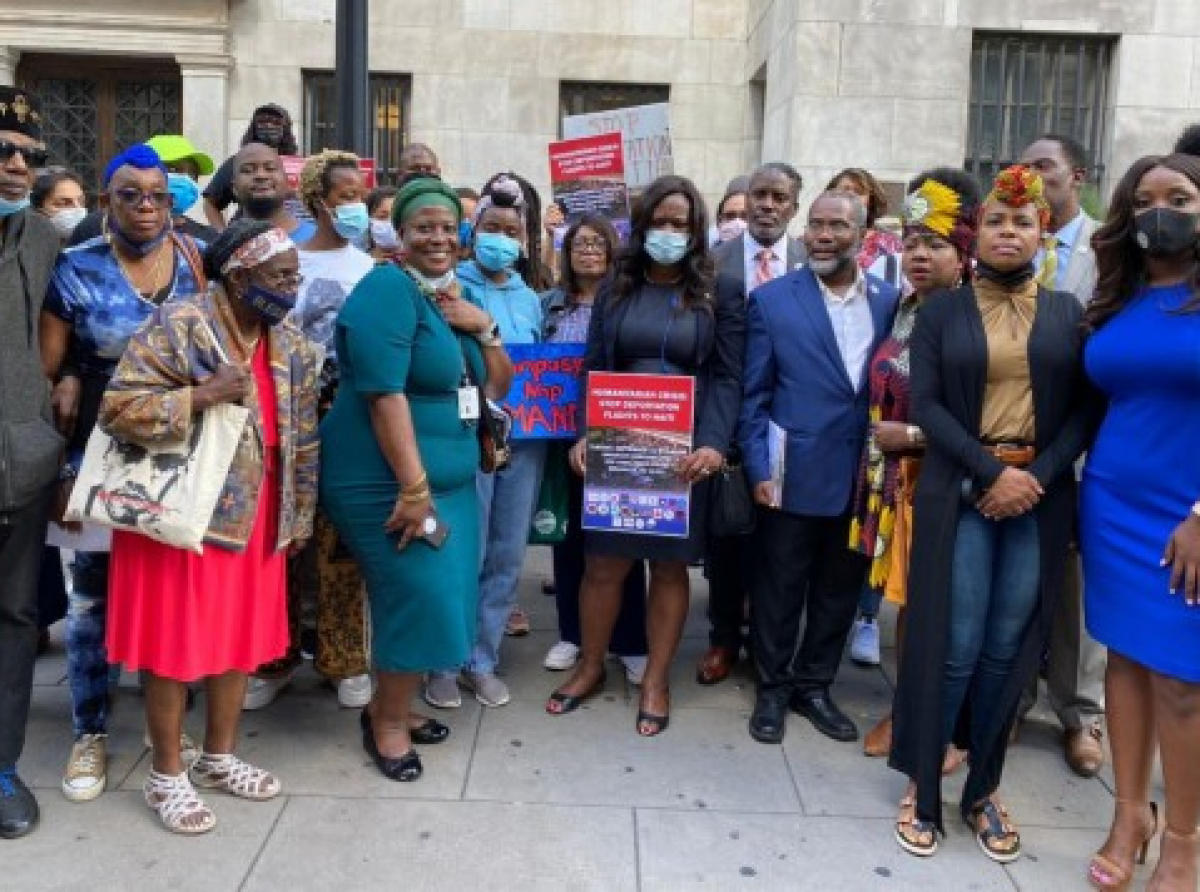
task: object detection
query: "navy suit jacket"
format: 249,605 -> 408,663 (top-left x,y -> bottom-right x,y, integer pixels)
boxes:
739,266 -> 899,516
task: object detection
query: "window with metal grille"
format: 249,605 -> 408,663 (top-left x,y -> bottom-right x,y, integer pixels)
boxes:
303,72 -> 411,185
967,33 -> 1114,187
558,81 -> 670,133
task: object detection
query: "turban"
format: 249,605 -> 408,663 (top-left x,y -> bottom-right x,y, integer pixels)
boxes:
984,164 -> 1052,231
903,178 -> 979,257
103,144 -> 167,188
392,176 -> 462,228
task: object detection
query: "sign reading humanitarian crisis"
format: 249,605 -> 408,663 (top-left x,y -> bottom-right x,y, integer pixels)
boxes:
562,102 -> 673,193
582,372 -> 695,538
502,343 -> 587,439
279,155 -> 377,189
548,132 -> 631,243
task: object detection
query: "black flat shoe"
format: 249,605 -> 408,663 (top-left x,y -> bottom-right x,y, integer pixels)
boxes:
749,691 -> 788,744
410,718 -> 450,745
545,669 -> 606,715
0,770 -> 39,839
636,711 -> 669,737
790,689 -> 858,743
360,710 -> 424,782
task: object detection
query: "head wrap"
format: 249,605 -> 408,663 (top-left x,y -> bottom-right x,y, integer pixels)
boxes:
0,87 -> 42,139
220,227 -> 294,276
145,134 -> 214,175
903,178 -> 979,256
984,164 -> 1051,230
475,174 -> 527,227
392,176 -> 462,228
103,144 -> 167,188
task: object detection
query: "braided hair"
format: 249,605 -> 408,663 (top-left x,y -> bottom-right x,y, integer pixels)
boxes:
203,218 -> 275,281
298,149 -> 362,217
480,171 -> 551,291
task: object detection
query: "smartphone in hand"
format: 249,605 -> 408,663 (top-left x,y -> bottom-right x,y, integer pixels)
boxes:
418,514 -> 450,549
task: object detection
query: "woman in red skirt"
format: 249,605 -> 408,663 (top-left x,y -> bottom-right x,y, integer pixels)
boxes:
100,220 -> 319,834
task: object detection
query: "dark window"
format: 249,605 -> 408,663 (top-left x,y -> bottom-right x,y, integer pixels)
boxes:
302,72 -> 411,185
558,81 -> 670,133
967,33 -> 1114,186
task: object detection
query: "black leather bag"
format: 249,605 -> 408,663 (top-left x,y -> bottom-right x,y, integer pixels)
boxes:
709,458 -> 756,537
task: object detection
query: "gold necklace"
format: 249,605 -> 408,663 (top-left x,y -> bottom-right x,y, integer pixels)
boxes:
116,240 -> 172,300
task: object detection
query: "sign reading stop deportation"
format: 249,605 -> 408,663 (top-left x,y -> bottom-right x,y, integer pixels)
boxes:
582,372 -> 695,538
502,344 -> 587,439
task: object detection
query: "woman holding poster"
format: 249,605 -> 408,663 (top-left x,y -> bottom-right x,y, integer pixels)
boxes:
546,175 -> 745,736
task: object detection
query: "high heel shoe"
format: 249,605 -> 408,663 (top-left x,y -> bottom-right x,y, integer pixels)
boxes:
359,709 -> 423,782
1088,800 -> 1158,890
1147,826 -> 1199,892
636,686 -> 670,737
546,668 -> 606,715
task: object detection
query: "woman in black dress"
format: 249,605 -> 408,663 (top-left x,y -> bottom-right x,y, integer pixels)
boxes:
546,175 -> 745,735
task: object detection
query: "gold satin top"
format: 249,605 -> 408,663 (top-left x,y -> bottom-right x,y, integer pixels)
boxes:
975,277 -> 1037,443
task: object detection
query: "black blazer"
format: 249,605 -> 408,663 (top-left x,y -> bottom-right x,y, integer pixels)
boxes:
583,277 -> 746,456
711,232 -> 806,300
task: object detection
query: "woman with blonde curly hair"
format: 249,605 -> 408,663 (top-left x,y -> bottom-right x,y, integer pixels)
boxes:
242,149 -> 379,712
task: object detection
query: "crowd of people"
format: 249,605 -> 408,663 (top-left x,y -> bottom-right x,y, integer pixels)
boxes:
0,83 -> 1198,890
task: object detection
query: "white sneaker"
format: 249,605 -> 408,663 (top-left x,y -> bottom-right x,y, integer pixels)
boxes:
849,618 -> 881,666
461,671 -> 511,708
543,641 -> 580,671
619,655 -> 648,685
62,733 -> 107,802
336,674 -> 373,709
423,674 -> 462,709
242,671 -> 294,711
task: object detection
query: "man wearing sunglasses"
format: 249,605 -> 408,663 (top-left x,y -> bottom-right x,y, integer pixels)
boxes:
0,86 -> 62,840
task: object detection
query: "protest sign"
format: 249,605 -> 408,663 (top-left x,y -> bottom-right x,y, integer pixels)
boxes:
582,371 -> 694,538
279,155 -> 377,189
502,344 -> 587,440
562,102 -> 673,194
548,132 -> 630,244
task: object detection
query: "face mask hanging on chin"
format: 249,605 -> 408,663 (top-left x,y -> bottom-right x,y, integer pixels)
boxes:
107,214 -> 170,257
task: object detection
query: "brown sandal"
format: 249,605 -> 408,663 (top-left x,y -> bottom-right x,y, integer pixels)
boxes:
1088,800 -> 1157,891
894,795 -> 938,857
967,796 -> 1021,863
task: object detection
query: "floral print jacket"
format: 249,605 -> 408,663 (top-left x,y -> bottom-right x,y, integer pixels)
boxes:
99,289 -> 319,552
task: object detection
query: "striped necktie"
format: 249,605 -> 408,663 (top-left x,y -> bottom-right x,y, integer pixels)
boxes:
754,248 -> 775,288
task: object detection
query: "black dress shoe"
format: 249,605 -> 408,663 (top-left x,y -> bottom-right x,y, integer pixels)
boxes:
0,770 -> 39,839
790,689 -> 859,742
410,718 -> 450,746
749,691 -> 789,744
360,711 -> 423,782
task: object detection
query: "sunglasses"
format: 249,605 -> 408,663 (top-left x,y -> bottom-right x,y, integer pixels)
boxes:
113,187 -> 171,209
0,139 -> 49,168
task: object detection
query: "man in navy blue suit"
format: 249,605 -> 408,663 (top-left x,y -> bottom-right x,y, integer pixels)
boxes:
740,191 -> 899,745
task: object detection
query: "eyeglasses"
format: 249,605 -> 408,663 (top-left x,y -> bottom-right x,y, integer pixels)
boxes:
256,270 -> 304,290
113,188 -> 171,209
0,139 -> 49,168
571,237 -> 608,255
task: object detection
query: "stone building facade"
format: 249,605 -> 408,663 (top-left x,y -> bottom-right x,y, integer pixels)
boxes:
1,0 -> 1197,209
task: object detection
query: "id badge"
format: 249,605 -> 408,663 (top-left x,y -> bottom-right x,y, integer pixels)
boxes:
458,386 -> 481,421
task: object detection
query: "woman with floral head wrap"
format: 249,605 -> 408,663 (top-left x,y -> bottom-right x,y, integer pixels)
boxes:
100,219 -> 319,834
888,165 -> 1093,862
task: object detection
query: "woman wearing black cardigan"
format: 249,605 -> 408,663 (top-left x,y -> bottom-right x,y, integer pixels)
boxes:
890,166 -> 1093,862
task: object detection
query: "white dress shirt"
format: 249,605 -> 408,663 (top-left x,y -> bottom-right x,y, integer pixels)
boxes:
817,270 -> 874,391
743,232 -> 789,292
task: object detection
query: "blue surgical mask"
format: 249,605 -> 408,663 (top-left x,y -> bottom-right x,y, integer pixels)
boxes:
166,172 -> 200,217
243,282 -> 296,327
458,219 -> 473,246
0,195 -> 30,218
475,231 -> 521,272
644,229 -> 690,265
328,201 -> 369,241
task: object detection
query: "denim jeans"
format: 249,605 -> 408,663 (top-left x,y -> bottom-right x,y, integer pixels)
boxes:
461,440 -> 546,676
858,584 -> 883,619
941,506 -> 1040,747
67,550 -> 110,738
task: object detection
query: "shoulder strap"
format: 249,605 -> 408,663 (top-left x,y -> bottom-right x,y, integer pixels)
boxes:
171,231 -> 208,294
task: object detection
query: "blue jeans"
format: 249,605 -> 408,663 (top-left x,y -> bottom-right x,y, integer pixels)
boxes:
942,506 -> 1040,747
67,551 -> 110,738
462,440 -> 546,676
858,584 -> 883,619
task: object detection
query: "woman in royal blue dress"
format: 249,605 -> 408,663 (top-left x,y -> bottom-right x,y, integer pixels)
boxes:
1082,152 -> 1200,892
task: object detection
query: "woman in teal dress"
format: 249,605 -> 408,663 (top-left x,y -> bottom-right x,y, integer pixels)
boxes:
320,178 -> 513,782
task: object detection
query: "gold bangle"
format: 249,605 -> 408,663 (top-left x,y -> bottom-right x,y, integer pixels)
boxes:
401,488 -> 431,504
401,472 -> 428,495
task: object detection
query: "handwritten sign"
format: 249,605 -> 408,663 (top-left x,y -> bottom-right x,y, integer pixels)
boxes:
502,344 -> 587,440
582,371 -> 695,538
548,132 -> 630,244
563,102 -> 673,194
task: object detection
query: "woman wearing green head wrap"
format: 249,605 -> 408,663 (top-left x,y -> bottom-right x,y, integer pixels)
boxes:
319,175 -> 513,782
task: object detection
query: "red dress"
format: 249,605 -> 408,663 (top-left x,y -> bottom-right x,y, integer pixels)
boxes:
106,342 -> 289,682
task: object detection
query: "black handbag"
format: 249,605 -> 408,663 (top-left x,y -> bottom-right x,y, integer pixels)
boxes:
709,458 -> 756,537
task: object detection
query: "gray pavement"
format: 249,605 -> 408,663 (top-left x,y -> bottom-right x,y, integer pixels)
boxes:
10,548 -> 1123,891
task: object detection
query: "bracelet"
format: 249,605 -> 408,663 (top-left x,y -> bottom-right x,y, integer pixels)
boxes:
401,489 -> 431,504
401,472 -> 428,495
906,425 -> 923,445
1191,502 -> 1200,519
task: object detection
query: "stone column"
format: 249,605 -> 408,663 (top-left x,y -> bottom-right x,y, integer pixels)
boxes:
175,54 -> 232,162
0,47 -> 21,86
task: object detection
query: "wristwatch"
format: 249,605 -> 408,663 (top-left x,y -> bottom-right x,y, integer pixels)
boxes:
906,425 -> 923,445
476,319 -> 502,348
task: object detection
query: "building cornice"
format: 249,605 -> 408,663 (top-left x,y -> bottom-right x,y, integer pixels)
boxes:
0,11 -> 229,58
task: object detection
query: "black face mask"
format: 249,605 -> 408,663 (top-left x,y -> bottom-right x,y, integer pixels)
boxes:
975,259 -> 1036,289
242,194 -> 283,220
1134,208 -> 1199,257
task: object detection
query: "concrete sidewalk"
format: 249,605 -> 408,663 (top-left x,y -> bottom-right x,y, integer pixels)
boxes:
11,549 -> 1121,891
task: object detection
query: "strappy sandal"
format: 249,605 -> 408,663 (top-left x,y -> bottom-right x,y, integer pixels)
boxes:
189,753 -> 281,801
1088,800 -> 1158,891
636,686 -> 670,738
143,769 -> 216,836
894,795 -> 938,857
967,796 -> 1021,863
1147,826 -> 1199,892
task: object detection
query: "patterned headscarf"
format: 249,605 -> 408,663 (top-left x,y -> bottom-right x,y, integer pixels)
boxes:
902,178 -> 979,257
220,226 -> 294,275
984,164 -> 1051,230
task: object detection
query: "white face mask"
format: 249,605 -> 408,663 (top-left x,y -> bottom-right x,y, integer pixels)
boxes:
409,267 -> 455,292
369,218 -> 399,249
50,206 -> 87,237
717,218 -> 747,243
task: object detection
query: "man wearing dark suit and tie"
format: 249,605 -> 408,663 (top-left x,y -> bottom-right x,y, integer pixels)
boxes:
741,191 -> 899,744
697,163 -> 806,687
